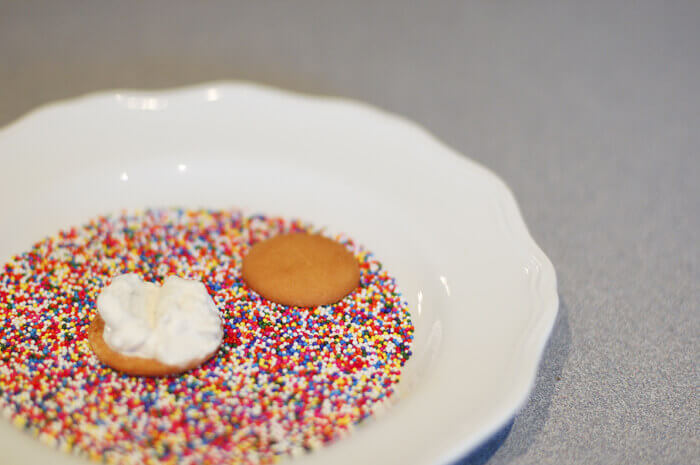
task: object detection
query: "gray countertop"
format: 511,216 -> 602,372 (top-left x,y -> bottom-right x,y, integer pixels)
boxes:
1,1 -> 698,464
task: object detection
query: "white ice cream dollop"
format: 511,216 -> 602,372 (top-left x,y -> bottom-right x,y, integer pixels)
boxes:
96,274 -> 223,367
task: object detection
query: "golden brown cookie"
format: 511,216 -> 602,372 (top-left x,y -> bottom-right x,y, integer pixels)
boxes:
241,233 -> 360,307
87,315 -> 219,377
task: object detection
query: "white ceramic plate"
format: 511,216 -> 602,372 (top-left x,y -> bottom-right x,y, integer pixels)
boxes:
0,83 -> 558,465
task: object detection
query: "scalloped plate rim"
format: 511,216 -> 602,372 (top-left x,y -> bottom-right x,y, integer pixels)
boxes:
0,81 -> 559,465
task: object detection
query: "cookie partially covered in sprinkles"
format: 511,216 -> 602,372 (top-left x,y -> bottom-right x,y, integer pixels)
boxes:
0,208 -> 414,464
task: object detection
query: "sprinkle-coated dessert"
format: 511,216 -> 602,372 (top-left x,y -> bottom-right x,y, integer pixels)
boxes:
0,208 -> 413,464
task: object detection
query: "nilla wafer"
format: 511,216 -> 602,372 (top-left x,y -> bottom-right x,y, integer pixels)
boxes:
241,233 -> 360,307
87,315 -> 219,377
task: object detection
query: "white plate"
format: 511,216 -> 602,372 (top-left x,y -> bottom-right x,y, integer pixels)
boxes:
0,83 -> 558,465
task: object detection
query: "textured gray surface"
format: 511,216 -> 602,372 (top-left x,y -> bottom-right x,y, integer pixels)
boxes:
1,1 -> 698,464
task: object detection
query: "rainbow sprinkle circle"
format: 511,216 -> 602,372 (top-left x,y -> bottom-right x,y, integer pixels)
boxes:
0,208 -> 413,464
